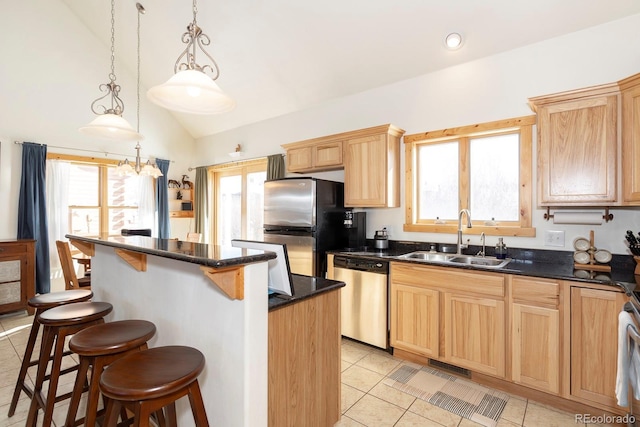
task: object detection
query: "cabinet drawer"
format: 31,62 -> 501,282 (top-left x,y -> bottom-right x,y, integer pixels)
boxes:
512,276 -> 559,307
0,260 -> 21,283
391,263 -> 504,298
0,281 -> 21,304
0,243 -> 29,256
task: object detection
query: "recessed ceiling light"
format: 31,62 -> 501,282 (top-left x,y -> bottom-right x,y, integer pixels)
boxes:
445,32 -> 463,50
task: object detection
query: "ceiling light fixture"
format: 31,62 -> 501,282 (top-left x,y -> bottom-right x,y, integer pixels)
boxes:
445,32 -> 463,50
147,0 -> 235,115
79,0 -> 143,141
116,3 -> 162,178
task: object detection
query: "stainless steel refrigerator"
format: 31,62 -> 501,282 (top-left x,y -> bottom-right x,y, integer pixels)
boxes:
263,178 -> 346,277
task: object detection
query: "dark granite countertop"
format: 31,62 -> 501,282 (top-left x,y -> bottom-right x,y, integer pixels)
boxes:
65,234 -> 276,268
268,274 -> 345,311
329,242 -> 639,292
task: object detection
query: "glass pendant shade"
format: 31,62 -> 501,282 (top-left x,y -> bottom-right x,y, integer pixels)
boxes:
147,69 -> 236,115
79,113 -> 144,142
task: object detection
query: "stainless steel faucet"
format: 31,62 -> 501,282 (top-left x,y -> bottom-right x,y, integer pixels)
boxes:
457,209 -> 472,255
477,232 -> 486,257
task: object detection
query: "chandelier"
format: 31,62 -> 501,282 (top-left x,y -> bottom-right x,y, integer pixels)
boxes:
79,0 -> 143,141
146,0 -> 235,114
116,3 -> 162,178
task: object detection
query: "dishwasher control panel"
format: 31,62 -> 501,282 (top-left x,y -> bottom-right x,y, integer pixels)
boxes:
334,256 -> 389,273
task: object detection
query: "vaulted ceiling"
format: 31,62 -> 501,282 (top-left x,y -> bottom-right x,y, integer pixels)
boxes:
61,0 -> 640,139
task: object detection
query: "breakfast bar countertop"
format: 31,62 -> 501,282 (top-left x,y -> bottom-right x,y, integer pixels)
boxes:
65,234 -> 276,268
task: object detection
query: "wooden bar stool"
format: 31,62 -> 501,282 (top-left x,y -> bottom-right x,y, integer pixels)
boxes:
64,319 -> 157,427
100,346 -> 209,427
7,289 -> 94,418
26,301 -> 113,427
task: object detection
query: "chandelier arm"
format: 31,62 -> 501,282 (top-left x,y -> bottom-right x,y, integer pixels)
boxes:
90,82 -> 124,115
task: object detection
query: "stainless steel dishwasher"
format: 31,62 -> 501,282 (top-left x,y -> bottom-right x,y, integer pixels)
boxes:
333,255 -> 389,350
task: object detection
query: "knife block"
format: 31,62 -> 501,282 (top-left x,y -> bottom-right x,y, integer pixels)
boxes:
635,256 -> 640,275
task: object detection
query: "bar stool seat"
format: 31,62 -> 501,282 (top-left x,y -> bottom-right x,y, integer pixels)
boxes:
26,301 -> 113,427
8,289 -> 93,418
100,346 -> 209,427
64,320 -> 157,427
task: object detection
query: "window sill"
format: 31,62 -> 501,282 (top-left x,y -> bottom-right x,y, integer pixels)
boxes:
403,223 -> 536,237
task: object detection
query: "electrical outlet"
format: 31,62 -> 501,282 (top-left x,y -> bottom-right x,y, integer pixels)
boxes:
544,230 -> 565,247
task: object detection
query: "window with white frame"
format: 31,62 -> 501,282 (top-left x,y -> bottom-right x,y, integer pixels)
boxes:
404,116 -> 535,236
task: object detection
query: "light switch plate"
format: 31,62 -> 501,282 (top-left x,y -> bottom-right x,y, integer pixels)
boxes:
544,230 -> 565,247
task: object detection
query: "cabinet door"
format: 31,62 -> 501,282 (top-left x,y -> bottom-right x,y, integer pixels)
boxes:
286,146 -> 313,172
537,94 -> 618,205
621,75 -> 640,204
313,141 -> 343,169
570,287 -> 626,408
390,283 -> 439,358
344,133 -> 399,207
512,303 -> 560,394
443,293 -> 506,378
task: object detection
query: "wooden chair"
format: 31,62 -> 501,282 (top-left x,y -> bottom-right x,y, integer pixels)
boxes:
56,240 -> 91,290
186,232 -> 201,243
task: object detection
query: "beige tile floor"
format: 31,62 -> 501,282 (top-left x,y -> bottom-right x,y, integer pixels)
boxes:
0,309 -> 628,427
338,338 -> 626,427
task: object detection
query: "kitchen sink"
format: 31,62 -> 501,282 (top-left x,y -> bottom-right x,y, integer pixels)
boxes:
447,255 -> 511,268
395,251 -> 511,269
396,251 -> 454,262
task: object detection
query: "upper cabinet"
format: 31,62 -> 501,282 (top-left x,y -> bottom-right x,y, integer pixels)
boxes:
529,83 -> 619,206
282,124 -> 405,208
619,73 -> 640,205
344,125 -> 404,207
282,138 -> 343,173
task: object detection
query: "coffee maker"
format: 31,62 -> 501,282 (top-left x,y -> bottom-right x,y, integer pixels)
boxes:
344,211 -> 366,250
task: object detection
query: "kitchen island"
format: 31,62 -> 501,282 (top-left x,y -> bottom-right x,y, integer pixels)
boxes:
66,234 -> 344,427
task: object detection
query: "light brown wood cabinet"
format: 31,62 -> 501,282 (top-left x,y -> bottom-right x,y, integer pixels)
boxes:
390,282 -> 440,358
390,263 -> 506,378
268,288 -> 341,427
282,124 -> 405,207
620,73 -> 640,204
568,284 -> 626,411
510,276 -> 560,395
344,125 -> 404,207
0,240 -> 35,315
389,259 -> 629,415
529,83 -> 619,206
283,138 -> 344,172
282,138 -> 343,173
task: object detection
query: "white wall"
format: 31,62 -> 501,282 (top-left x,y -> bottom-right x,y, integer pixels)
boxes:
0,0 -> 196,240
195,14 -> 640,255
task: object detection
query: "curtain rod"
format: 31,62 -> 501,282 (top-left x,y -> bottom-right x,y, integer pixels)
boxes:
12,141 -> 174,162
187,153 -> 284,171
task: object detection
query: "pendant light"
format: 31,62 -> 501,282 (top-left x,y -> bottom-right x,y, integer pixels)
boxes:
79,0 -> 143,141
115,3 -> 162,178
147,0 -> 235,115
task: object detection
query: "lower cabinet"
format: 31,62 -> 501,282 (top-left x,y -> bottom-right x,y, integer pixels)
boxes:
268,289 -> 341,427
569,285 -> 626,410
390,263 -> 506,378
389,261 -> 628,414
0,240 -> 35,315
390,283 -> 439,358
511,276 -> 560,395
443,293 -> 505,378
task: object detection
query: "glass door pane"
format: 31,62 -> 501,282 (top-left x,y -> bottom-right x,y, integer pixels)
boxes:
218,175 -> 242,246
247,171 -> 266,241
